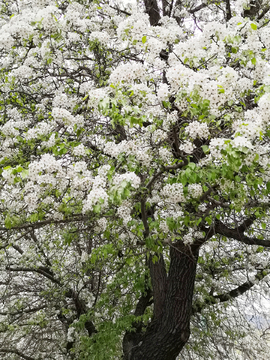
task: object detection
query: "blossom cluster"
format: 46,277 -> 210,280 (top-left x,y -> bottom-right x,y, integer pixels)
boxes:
104,139 -> 153,167
161,183 -> 186,204
109,63 -> 147,84
112,172 -> 141,190
117,200 -> 132,225
82,187 -> 109,213
185,121 -> 210,140
188,184 -> 203,199
51,107 -> 84,128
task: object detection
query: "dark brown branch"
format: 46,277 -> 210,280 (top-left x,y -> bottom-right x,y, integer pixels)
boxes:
29,229 -> 53,269
123,287 -> 153,359
141,199 -> 150,238
193,216 -> 256,250
146,161 -> 187,189
243,0 -> 261,19
134,287 -> 153,317
258,5 -> 270,19
199,183 -> 219,202
207,196 -> 230,208
12,244 -> 24,254
192,226 -> 215,250
6,264 -> 96,337
162,0 -> 173,17
189,3 -> 207,14
215,219 -> 270,247
193,267 -> 269,314
144,0 -> 161,25
64,288 -> 96,336
109,5 -> 131,16
237,216 -> 256,232
149,254 -> 167,320
6,266 -> 60,284
226,0 -> 232,21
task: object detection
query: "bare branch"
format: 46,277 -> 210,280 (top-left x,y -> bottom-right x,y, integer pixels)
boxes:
141,199 -> 150,238
6,266 -> 60,284
215,219 -> 270,247
226,0 -> 232,21
146,161 -> 187,189
207,196 -> 230,208
109,5 -> 131,16
189,3 -> 207,14
258,5 -> 270,19
193,267 -> 269,314
192,226 -> 215,250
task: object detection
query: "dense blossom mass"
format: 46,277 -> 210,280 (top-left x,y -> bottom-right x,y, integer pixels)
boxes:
1,0 -> 270,359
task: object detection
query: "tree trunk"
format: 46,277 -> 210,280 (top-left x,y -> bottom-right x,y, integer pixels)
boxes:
124,242 -> 198,360
144,0 -> 161,25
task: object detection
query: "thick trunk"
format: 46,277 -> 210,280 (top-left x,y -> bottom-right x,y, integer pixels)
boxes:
144,0 -> 161,25
124,242 -> 198,360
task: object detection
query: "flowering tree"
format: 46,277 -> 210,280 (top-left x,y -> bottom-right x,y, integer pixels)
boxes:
1,0 -> 270,359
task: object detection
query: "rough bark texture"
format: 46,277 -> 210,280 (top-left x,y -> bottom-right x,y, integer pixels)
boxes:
123,242 -> 198,360
144,0 -> 161,25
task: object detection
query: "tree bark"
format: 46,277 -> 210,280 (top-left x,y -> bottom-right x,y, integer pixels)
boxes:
124,242 -> 198,360
144,0 -> 161,25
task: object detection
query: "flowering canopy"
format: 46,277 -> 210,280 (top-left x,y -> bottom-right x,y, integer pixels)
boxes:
1,0 -> 270,359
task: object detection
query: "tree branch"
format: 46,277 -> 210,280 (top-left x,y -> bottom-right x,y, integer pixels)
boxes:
149,254 -> 167,320
146,161 -> 187,189
225,0 -> 232,21
6,266 -> 96,337
123,287 -> 153,359
0,348 -> 36,360
109,5 -> 131,16
258,5 -> 270,19
192,226 -> 215,250
136,289 -> 153,317
193,267 -> 269,314
0,305 -> 46,316
215,219 -> 270,247
144,0 -> 161,25
0,214 -> 89,231
6,266 -> 60,284
141,199 -> 150,238
189,3 -> 207,14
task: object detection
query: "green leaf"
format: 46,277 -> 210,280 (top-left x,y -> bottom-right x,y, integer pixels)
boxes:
93,204 -> 101,213
142,36 -> 147,44
251,57 -> 256,65
201,145 -> 209,154
250,23 -> 257,30
5,215 -> 12,229
188,162 -> 196,170
126,257 -> 132,265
